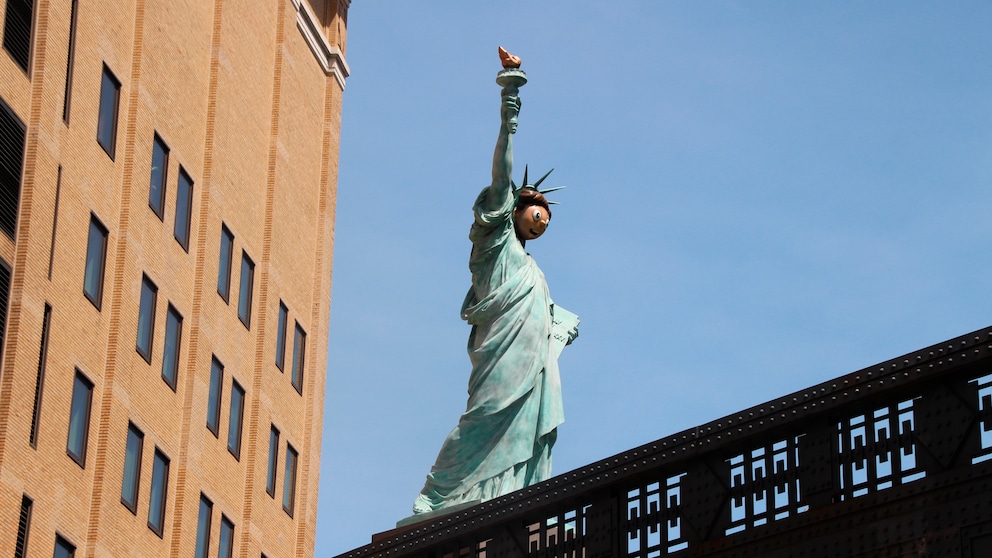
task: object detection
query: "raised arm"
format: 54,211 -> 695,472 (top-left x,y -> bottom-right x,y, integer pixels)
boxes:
485,93 -> 520,209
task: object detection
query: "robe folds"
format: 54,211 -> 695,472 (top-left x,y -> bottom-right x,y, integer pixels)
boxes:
413,186 -> 564,513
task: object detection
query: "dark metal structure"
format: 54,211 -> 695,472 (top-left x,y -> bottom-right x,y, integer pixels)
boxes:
335,326 -> 992,557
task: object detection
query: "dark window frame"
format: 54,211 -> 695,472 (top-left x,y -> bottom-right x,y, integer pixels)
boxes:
47,166 -> 62,279
217,224 -> 233,302
0,97 -> 25,241
291,322 -> 306,395
53,533 -> 76,558
237,251 -> 254,329
218,515 -> 234,558
120,422 -> 144,514
82,214 -> 108,309
283,443 -> 298,517
206,356 -> 224,437
148,134 -> 169,220
96,64 -> 121,160
61,0 -> 78,124
194,493 -> 213,558
136,274 -> 158,363
173,166 -> 193,251
147,447 -> 170,537
14,493 -> 32,558
28,304 -> 51,448
0,258 -> 10,367
275,301 -> 287,371
161,304 -> 183,391
227,380 -> 245,460
266,424 -> 279,497
2,0 -> 34,73
66,369 -> 93,467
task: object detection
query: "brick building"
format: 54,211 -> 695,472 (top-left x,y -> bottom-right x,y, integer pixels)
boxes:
0,0 -> 349,556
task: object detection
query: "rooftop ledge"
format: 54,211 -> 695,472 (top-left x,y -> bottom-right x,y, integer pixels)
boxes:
292,0 -> 350,90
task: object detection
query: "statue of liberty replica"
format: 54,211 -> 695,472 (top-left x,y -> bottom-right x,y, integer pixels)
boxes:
412,48 -> 579,516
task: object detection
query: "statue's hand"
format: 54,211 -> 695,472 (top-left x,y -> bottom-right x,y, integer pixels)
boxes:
501,94 -> 521,126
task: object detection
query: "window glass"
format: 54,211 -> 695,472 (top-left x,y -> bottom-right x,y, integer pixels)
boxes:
194,494 -> 212,558
0,98 -> 25,240
275,302 -> 287,371
161,305 -> 182,390
218,516 -> 234,558
53,534 -> 75,558
120,422 -> 143,513
148,449 -> 169,536
291,323 -> 306,394
97,65 -> 120,159
29,303 -> 52,447
237,252 -> 254,328
283,444 -> 298,516
217,225 -> 233,301
266,425 -> 279,496
0,260 -> 9,368
206,357 -> 223,436
174,168 -> 193,250
14,494 -> 32,558
136,275 -> 157,361
2,0 -> 33,71
148,135 -> 169,219
61,0 -> 79,123
83,216 -> 108,308
66,371 -> 93,466
227,381 -> 245,459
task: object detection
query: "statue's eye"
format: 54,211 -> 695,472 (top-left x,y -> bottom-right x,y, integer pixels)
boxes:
533,210 -> 541,221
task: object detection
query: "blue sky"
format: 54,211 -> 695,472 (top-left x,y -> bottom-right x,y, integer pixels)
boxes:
315,3 -> 992,554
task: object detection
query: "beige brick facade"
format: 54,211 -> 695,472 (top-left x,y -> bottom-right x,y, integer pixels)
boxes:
0,0 -> 348,556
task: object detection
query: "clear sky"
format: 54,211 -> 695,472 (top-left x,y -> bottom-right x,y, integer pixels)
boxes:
315,3 -> 992,554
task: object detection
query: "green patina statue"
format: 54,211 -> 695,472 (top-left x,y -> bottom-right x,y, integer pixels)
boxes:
411,48 -> 579,516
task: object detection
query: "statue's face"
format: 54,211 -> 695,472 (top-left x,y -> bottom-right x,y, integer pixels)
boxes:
514,204 -> 550,240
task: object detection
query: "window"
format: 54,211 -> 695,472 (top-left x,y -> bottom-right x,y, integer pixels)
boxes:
97,65 -> 121,159
14,494 -> 32,558
227,380 -> 244,460
275,302 -> 287,371
291,322 -> 306,394
0,97 -> 25,240
29,304 -> 51,447
266,425 -> 279,497
83,215 -> 108,308
48,167 -> 62,279
0,258 -> 9,352
283,443 -> 298,516
206,356 -> 223,436
161,304 -> 182,390
217,225 -> 233,302
62,0 -> 78,123
120,422 -> 143,513
195,494 -> 212,558
2,0 -> 33,72
136,275 -> 157,362
218,515 -> 234,558
237,251 -> 254,328
53,534 -> 75,558
148,448 -> 169,537
174,167 -> 193,250
66,370 -> 93,467
148,134 -> 169,219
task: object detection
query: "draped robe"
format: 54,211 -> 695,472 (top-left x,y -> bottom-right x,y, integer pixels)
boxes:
413,186 -> 564,513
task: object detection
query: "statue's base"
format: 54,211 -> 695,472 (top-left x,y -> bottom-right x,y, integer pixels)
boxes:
370,500 -> 483,544
395,500 -> 482,528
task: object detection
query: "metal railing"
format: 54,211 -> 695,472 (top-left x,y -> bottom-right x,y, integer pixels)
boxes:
335,326 -> 992,557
